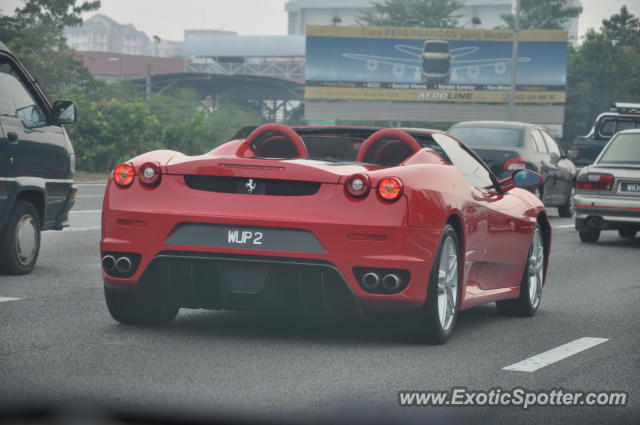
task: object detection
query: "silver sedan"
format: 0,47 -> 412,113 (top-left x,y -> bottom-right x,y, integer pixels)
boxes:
574,129 -> 640,243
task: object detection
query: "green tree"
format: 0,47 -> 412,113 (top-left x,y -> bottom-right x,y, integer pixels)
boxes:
66,84 -> 262,171
0,0 -> 100,96
563,7 -> 640,145
67,97 -> 162,171
357,0 -> 463,28
601,5 -> 640,47
501,0 -> 582,30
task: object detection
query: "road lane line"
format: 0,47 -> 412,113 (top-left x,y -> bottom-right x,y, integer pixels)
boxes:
0,297 -> 21,303
64,226 -> 101,232
70,210 -> 101,214
503,337 -> 609,372
552,224 -> 575,229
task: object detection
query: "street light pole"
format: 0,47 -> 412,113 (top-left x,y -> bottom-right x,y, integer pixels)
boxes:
508,0 -> 520,121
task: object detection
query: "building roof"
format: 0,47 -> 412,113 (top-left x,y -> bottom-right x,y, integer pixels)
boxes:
182,35 -> 305,58
286,0 -> 373,11
284,0 -> 513,11
132,72 -> 304,102
75,51 -> 185,77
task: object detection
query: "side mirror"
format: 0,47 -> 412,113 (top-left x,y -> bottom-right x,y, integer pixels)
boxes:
549,152 -> 560,164
499,169 -> 542,192
52,100 -> 77,124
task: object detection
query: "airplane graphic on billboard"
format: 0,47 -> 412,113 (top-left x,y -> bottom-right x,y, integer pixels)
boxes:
342,41 -> 531,84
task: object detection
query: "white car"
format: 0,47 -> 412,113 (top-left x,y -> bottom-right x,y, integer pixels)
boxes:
574,129 -> 640,242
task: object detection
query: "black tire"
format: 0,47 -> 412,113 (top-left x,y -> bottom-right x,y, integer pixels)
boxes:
579,230 -> 600,243
557,186 -> 575,218
413,224 -> 460,344
0,200 -> 41,275
618,229 -> 637,239
496,225 -> 544,317
104,285 -> 179,326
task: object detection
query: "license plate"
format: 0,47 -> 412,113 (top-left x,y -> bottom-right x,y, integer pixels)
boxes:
165,223 -> 326,253
621,182 -> 640,193
227,229 -> 264,246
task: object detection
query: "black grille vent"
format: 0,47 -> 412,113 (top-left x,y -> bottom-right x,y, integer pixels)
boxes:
184,175 -> 321,196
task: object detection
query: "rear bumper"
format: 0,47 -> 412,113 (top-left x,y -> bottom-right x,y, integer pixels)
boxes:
574,193 -> 640,230
108,252 -> 364,318
101,176 -> 443,316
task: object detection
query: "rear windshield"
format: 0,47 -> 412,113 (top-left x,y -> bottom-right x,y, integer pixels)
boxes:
599,118 -> 639,138
448,126 -> 524,148
598,133 -> 640,165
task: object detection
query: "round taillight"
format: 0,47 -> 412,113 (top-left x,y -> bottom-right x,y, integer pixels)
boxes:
139,161 -> 162,186
345,173 -> 371,198
113,163 -> 135,187
377,177 -> 403,202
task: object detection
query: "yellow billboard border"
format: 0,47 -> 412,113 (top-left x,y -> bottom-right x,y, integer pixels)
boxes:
306,25 -> 567,42
305,86 -> 566,104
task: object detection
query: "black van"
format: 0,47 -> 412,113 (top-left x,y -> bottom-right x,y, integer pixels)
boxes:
567,103 -> 640,171
0,41 -> 77,274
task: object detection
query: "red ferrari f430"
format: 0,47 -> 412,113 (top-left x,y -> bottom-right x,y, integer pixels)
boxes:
101,124 -> 551,343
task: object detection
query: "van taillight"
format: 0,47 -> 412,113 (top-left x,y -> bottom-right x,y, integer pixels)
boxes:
577,173 -> 614,190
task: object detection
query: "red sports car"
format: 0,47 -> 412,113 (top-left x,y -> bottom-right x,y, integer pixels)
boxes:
101,124 -> 550,343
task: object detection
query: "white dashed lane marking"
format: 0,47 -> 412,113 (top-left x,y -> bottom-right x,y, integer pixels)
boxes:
552,224 -> 575,229
503,337 -> 609,372
62,226 -> 101,232
0,297 -> 22,303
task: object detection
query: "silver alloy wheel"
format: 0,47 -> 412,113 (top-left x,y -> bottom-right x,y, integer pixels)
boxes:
15,214 -> 37,266
437,235 -> 458,331
528,228 -> 544,309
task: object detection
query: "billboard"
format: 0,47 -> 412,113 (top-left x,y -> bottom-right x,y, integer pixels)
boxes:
305,26 -> 568,104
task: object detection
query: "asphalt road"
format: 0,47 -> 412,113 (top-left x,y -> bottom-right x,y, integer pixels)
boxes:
1,183 -> 638,425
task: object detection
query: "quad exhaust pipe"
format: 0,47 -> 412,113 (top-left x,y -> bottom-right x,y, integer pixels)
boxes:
102,254 -> 133,275
382,273 -> 401,291
116,256 -> 132,274
360,271 -> 403,292
362,272 -> 380,289
101,255 -> 116,273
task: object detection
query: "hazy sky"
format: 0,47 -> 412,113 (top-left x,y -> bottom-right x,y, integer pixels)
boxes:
1,0 -> 639,41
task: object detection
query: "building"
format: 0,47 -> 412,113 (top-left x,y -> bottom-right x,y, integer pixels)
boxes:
286,0 -> 373,34
182,33 -> 305,81
285,0 -> 581,42
65,14 -> 150,55
74,51 -> 186,81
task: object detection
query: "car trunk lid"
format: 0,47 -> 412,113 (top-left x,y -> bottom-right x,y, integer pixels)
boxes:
165,156 -> 380,188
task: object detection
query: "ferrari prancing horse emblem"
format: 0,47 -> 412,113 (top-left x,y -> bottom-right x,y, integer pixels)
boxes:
245,179 -> 256,194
